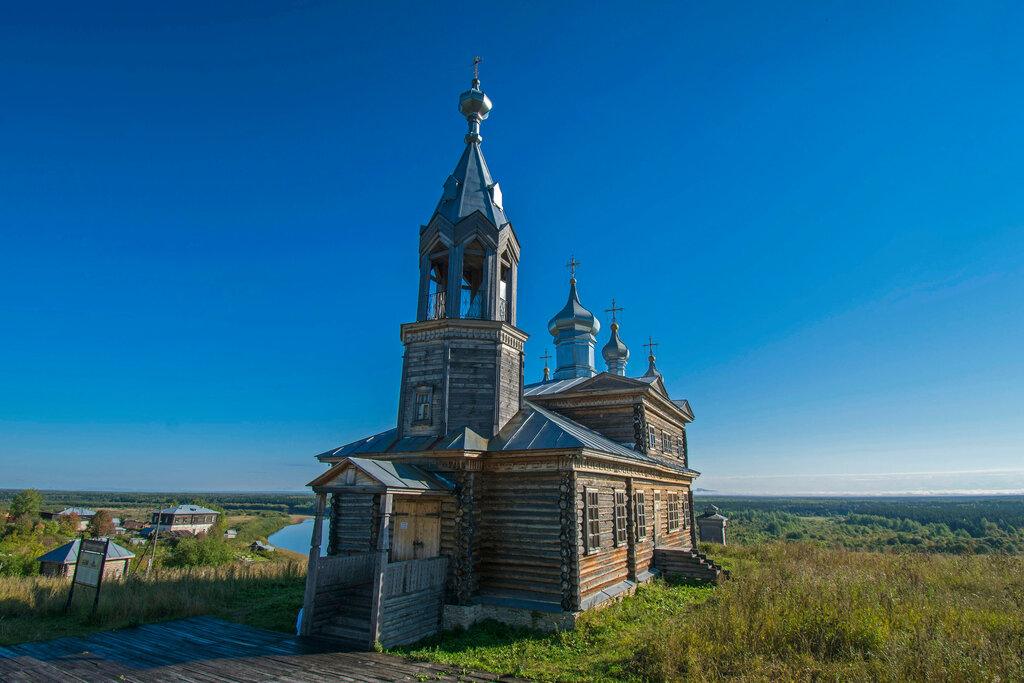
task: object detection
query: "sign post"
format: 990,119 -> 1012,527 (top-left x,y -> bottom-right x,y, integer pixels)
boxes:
65,538 -> 109,614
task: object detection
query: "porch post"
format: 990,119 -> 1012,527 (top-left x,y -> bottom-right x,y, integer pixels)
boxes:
299,491 -> 327,636
368,492 -> 393,647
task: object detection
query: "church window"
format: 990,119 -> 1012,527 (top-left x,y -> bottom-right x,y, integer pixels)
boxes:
584,489 -> 600,552
614,491 -> 627,546
414,387 -> 432,422
633,491 -> 647,540
647,426 -> 657,451
667,493 -> 680,531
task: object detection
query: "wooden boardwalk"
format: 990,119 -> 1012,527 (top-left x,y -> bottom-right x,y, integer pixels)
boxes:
0,616 -> 528,682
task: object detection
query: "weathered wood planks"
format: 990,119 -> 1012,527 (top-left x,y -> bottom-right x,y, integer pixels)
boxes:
0,616 -> 529,682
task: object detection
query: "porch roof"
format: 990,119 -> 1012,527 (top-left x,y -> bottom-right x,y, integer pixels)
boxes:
308,456 -> 455,492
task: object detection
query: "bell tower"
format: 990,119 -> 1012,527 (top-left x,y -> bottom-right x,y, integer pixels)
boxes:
398,75 -> 527,441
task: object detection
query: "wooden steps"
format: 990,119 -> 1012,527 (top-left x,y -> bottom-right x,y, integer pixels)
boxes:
653,547 -> 730,583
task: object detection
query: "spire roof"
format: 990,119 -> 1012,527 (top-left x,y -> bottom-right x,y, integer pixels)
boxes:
432,76 -> 508,229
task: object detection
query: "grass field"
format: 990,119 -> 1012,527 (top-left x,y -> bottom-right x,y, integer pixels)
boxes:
0,562 -> 307,646
398,543 -> 1024,682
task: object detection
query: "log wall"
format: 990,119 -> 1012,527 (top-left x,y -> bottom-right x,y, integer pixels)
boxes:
329,492 -> 378,555
478,470 -> 564,605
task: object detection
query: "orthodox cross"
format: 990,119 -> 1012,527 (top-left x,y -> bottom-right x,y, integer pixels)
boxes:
565,254 -> 581,279
643,336 -> 659,358
472,56 -> 483,79
540,349 -> 552,368
605,299 -> 624,324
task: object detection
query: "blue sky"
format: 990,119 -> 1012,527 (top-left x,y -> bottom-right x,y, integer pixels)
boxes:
2,1 -> 1022,494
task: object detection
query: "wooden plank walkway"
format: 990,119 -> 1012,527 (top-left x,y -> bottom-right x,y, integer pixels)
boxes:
0,616 -> 529,682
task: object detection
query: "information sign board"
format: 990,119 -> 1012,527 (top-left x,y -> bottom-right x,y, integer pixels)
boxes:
75,539 -> 107,588
66,537 -> 110,614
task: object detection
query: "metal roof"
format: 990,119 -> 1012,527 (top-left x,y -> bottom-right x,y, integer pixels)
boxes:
316,426 -> 490,460
432,142 -> 508,229
54,507 -> 95,517
36,539 -> 135,564
156,505 -> 219,515
493,402 -> 698,475
310,457 -> 455,491
312,406 -> 696,476
523,376 -> 590,396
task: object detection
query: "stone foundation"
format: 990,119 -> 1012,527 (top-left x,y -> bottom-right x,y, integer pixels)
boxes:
443,603 -> 578,632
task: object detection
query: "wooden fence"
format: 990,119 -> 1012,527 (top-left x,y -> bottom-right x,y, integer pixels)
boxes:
378,557 -> 448,647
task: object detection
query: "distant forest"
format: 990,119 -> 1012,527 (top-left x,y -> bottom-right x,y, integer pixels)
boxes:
0,489 -> 316,516
697,496 -> 1024,555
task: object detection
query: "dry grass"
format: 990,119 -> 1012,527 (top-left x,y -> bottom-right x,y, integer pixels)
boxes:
402,543 -> 1024,682
0,561 -> 307,646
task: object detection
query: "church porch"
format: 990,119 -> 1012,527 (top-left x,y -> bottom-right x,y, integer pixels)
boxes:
300,458 -> 455,648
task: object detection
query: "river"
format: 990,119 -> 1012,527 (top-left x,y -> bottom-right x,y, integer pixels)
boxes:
266,517 -> 328,556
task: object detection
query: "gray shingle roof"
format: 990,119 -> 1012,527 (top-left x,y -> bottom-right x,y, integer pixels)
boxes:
36,539 -> 135,564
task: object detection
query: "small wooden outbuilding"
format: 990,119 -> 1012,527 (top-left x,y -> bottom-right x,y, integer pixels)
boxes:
36,539 -> 135,579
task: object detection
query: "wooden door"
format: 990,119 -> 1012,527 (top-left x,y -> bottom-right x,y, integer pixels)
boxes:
391,498 -> 441,562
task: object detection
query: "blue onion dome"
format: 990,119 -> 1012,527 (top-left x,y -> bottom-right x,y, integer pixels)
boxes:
602,321 -> 630,365
548,278 -> 600,338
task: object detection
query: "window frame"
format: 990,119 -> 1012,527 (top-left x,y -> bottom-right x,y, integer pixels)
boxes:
413,386 -> 433,423
614,491 -> 627,546
584,488 -> 601,553
667,492 -> 680,532
647,425 -> 657,451
633,491 -> 647,541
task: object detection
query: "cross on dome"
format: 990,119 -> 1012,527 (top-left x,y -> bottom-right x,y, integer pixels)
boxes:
643,336 -> 659,361
565,255 -> 581,282
605,299 -> 624,328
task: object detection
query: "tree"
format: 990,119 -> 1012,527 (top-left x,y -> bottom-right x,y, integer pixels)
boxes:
88,510 -> 115,537
9,489 -> 43,518
58,512 -> 81,536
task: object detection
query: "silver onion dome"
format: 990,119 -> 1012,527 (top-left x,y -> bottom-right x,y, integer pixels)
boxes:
601,321 -> 630,375
547,279 -> 600,338
459,78 -> 492,144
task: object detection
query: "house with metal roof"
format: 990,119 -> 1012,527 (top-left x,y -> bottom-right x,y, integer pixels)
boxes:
299,74 -> 723,649
37,539 -> 135,579
40,507 -> 96,531
148,504 -> 219,536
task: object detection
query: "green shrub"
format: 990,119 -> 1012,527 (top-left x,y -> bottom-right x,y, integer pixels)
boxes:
167,535 -> 233,567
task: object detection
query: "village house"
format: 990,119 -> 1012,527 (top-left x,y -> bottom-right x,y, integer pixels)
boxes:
299,74 -> 725,648
146,504 -> 219,536
36,539 -> 135,579
40,507 -> 95,531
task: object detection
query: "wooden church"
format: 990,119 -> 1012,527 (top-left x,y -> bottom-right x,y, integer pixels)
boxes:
299,74 -> 724,648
